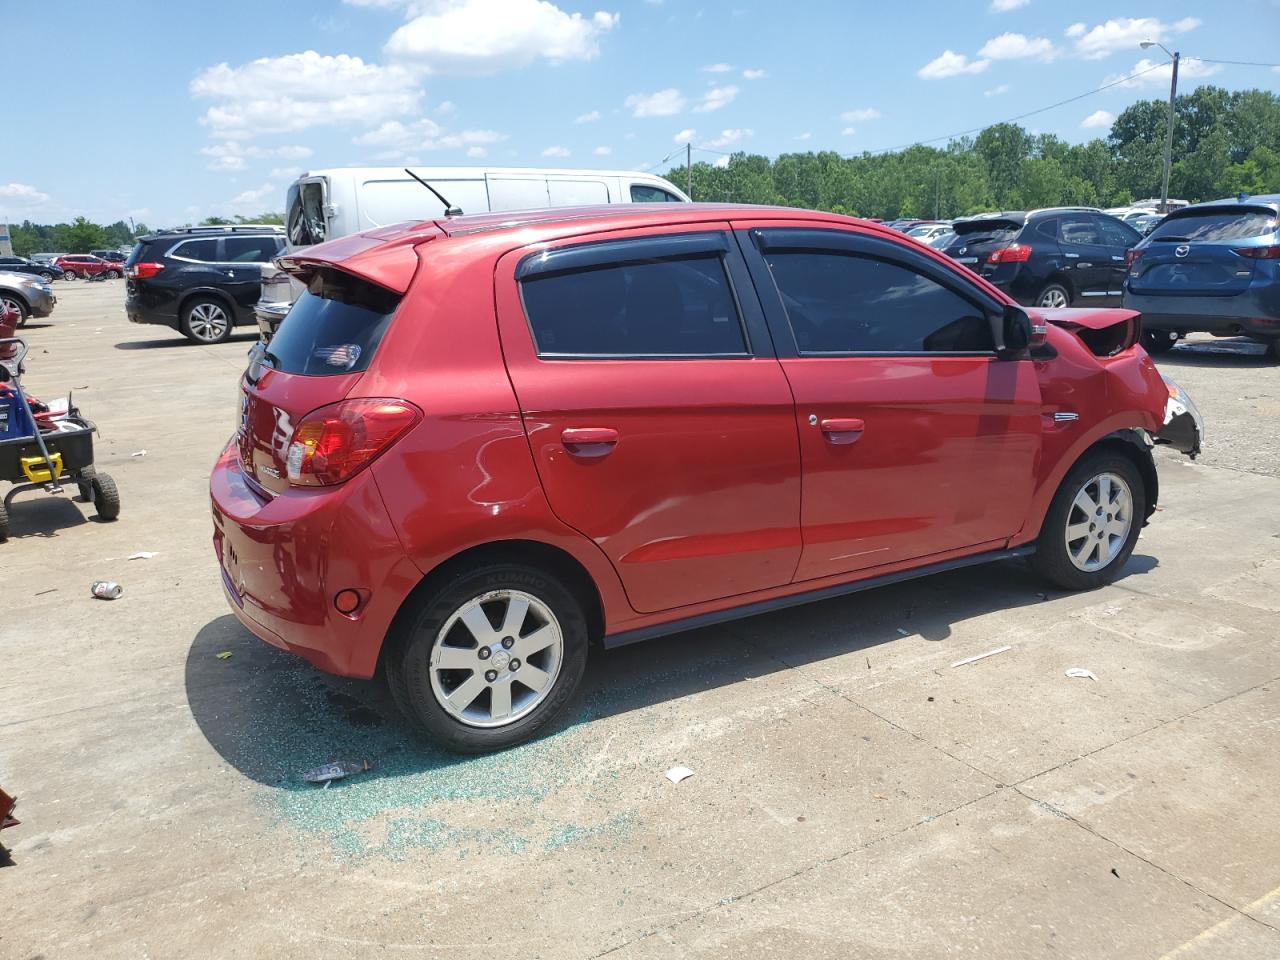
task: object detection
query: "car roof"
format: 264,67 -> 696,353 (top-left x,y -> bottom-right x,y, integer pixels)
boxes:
1173,194 -> 1280,216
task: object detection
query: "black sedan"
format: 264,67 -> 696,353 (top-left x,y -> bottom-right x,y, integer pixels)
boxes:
0,255 -> 64,282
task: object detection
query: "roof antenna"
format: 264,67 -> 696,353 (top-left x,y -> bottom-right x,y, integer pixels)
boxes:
404,168 -> 463,216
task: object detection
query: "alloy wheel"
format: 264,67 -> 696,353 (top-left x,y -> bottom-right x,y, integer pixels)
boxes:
188,302 -> 230,342
428,589 -> 565,728
1064,471 -> 1133,572
1038,287 -> 1068,308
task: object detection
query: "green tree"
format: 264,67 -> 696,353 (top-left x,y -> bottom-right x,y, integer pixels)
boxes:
54,217 -> 107,253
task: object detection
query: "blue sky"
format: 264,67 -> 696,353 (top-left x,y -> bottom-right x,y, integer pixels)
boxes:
4,0 -> 1279,226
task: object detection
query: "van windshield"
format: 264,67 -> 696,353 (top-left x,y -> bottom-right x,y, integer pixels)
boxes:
266,268 -> 399,376
287,181 -> 327,246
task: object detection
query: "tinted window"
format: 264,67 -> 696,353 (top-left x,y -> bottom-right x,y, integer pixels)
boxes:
1034,217 -> 1059,241
630,184 -> 681,203
1058,217 -> 1100,245
1148,210 -> 1278,242
171,239 -> 220,262
764,251 -> 994,354
1097,216 -> 1141,247
521,256 -> 747,357
287,181 -> 326,246
266,268 -> 399,376
225,236 -> 281,262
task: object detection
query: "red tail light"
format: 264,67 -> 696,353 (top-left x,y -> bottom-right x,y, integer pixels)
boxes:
1234,245 -> 1280,260
285,398 -> 421,486
1125,248 -> 1144,267
987,244 -> 1031,264
128,262 -> 165,279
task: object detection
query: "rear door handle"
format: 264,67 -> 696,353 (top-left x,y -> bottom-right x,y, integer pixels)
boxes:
561,427 -> 618,456
1064,252 -> 1080,259
819,418 -> 865,444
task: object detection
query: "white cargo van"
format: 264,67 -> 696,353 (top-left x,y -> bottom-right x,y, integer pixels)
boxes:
256,166 -> 691,335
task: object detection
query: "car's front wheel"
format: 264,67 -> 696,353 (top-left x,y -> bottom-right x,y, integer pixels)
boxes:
387,562 -> 589,753
39,271 -> 54,283
1,294 -> 28,328
180,297 -> 233,344
1035,282 -> 1071,309
107,269 -> 121,280
1032,451 -> 1145,591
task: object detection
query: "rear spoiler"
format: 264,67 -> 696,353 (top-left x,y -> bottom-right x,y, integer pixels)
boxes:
274,222 -> 443,294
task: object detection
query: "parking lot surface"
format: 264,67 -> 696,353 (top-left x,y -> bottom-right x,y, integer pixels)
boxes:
2,282 -> 1279,959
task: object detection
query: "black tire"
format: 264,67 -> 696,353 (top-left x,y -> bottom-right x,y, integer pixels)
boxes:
108,269 -> 121,280
39,271 -> 54,282
90,473 -> 121,521
386,561 -> 590,753
1032,451 -> 1145,591
180,297 -> 234,344
1142,329 -> 1178,354
0,499 -> 8,542
63,269 -> 78,280
1265,340 -> 1280,363
1035,282 -> 1072,309
1,294 -> 29,328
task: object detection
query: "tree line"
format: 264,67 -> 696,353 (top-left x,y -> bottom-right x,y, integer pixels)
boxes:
667,86 -> 1280,218
6,213 -> 284,256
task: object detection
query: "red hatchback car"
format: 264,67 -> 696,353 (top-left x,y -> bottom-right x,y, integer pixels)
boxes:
211,204 -> 1202,752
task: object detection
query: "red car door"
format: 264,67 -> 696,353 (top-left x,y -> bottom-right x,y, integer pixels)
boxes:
738,223 -> 1042,582
495,226 -> 802,614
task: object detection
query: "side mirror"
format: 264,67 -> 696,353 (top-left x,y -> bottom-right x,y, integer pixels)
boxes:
994,305 -> 1033,360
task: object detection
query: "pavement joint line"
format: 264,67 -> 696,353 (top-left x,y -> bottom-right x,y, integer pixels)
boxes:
588,783 -> 1008,959
1010,782 -> 1280,940
1157,884 -> 1280,958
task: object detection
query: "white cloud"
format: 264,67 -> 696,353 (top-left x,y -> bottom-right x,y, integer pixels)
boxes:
1080,109 -> 1114,129
694,85 -> 738,112
0,183 -> 51,208
673,127 -> 697,143
352,118 -> 507,155
574,109 -> 602,124
191,51 -> 422,138
713,155 -> 730,169
1105,56 -> 1221,88
978,32 -> 1055,61
467,146 -> 487,157
742,68 -> 766,80
1068,17 -> 1201,60
593,145 -> 612,156
990,0 -> 1028,10
269,166 -> 304,180
840,107 -> 880,123
385,1 -> 619,74
541,145 -> 571,157
435,100 -> 457,115
701,63 -> 733,73
200,141 -> 314,172
626,88 -> 686,117
842,127 -> 857,136
794,132 -> 811,141
229,183 -> 278,211
704,128 -> 751,148
984,83 -> 1011,97
918,50 -> 990,79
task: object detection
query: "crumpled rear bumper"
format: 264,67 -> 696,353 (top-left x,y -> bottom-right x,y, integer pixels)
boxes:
1154,375 -> 1204,459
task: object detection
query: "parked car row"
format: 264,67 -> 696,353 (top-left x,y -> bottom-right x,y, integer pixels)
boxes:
0,253 -> 128,281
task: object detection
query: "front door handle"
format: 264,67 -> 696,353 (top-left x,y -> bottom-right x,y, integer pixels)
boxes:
819,418 -> 865,444
561,427 -> 618,457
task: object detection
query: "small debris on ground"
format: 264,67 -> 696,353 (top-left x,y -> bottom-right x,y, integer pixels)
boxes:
130,450 -> 146,457
1110,867 -> 1120,878
90,581 -> 123,600
664,766 -> 695,785
303,759 -> 371,785
127,551 -> 159,561
896,627 -> 911,637
1065,667 -> 1098,681
950,645 -> 1012,669
215,651 -> 233,660
34,588 -> 57,597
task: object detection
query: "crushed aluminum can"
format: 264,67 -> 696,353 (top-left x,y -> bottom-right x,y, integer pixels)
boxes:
303,759 -> 370,785
91,581 -> 123,600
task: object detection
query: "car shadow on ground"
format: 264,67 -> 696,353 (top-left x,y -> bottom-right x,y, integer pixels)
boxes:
17,322 -> 53,331
1155,338 -> 1274,370
115,333 -> 258,350
186,553 -> 1158,792
1,490 -> 91,538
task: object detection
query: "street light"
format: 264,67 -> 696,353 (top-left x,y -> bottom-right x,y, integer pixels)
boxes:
1140,40 -> 1180,214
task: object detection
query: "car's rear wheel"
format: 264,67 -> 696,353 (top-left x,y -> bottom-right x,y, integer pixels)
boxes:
107,269 -> 121,280
1035,283 -> 1071,309
1142,329 -> 1178,354
1264,339 -> 1280,363
63,269 -> 78,280
180,297 -> 233,344
1032,451 -> 1144,591
1,294 -> 29,328
386,562 -> 589,753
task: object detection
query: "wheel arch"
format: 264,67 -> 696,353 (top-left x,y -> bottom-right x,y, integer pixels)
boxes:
377,538 -> 606,676
1040,271 -> 1076,302
0,290 -> 30,315
1026,429 -> 1158,542
177,287 -> 238,320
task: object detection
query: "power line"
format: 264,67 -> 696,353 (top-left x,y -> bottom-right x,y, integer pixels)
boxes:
848,59 -> 1170,157
1184,56 -> 1280,68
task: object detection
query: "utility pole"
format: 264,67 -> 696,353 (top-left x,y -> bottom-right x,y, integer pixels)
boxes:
686,142 -> 692,199
1160,51 -> 1180,214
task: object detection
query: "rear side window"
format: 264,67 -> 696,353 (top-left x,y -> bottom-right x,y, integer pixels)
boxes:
225,236 -> 281,262
170,238 -> 219,262
265,269 -> 399,376
630,184 -> 681,203
521,256 -> 747,357
764,251 -> 994,354
1097,217 -> 1141,247
1148,210 -> 1279,242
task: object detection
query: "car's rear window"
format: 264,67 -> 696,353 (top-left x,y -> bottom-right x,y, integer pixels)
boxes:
950,218 -> 1023,242
1148,210 -> 1278,242
265,268 -> 400,376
